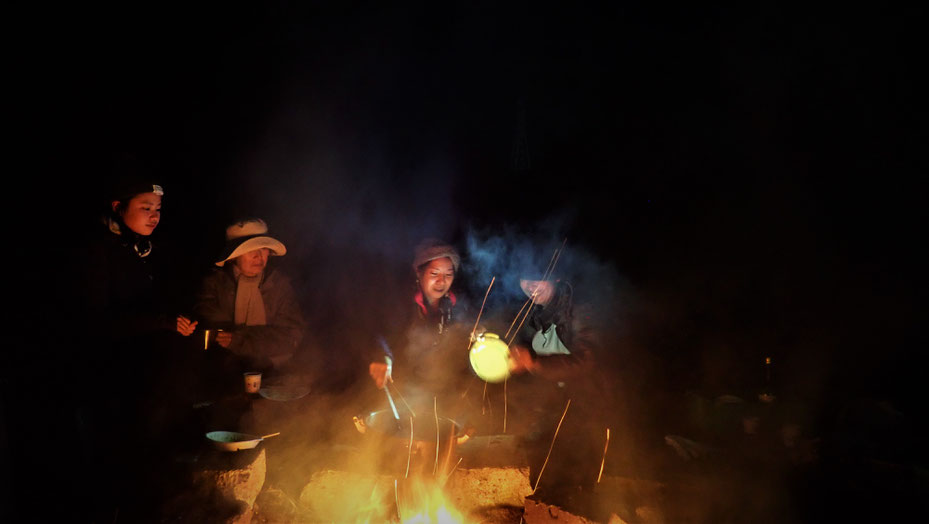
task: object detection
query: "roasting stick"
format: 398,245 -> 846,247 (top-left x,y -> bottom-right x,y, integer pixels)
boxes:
504,295 -> 534,340
597,428 -> 611,484
433,397 -> 440,477
394,479 -> 402,521
503,377 -> 508,433
405,416 -> 414,478
444,420 -> 457,476
505,296 -> 537,347
388,381 -> 416,418
443,457 -> 464,485
468,276 -> 495,347
504,245 -> 558,339
504,247 -> 557,339
532,399 -> 572,494
481,382 -> 489,415
505,241 -> 567,347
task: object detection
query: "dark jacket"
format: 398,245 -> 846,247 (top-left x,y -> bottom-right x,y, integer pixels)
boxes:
193,264 -> 305,369
84,220 -> 175,345
376,291 -> 475,401
514,281 -> 602,386
79,219 -> 180,412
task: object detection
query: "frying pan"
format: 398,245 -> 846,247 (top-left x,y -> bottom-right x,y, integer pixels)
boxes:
353,409 -> 472,476
205,431 -> 281,451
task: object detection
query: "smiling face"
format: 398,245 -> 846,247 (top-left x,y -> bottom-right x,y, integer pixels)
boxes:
417,257 -> 455,307
113,192 -> 162,236
234,248 -> 270,277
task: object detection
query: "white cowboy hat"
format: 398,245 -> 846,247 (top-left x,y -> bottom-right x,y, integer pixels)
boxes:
215,218 -> 286,267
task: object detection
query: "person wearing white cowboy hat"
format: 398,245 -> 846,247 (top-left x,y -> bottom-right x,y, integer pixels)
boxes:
194,218 -> 305,372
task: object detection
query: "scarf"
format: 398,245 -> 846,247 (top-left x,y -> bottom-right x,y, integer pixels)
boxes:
234,272 -> 267,326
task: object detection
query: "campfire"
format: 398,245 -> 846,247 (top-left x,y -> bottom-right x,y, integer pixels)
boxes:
355,476 -> 473,524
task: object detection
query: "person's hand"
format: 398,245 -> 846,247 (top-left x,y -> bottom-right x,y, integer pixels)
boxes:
176,316 -> 198,336
369,362 -> 390,389
215,330 -> 233,348
509,344 -> 537,375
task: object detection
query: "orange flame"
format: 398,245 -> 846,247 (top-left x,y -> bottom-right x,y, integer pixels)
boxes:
396,477 -> 472,524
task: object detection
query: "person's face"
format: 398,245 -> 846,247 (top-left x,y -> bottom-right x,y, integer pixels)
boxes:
519,279 -> 554,306
113,192 -> 162,236
234,248 -> 270,277
418,257 -> 455,306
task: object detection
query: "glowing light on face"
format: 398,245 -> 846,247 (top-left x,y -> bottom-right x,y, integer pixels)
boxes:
235,248 -> 270,277
418,257 -> 455,307
114,192 -> 162,236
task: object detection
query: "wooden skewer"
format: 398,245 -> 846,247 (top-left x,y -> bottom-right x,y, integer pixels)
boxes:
597,428 -> 610,484
507,239 -> 569,347
468,276 -> 495,347
506,294 -> 537,347
504,295 -> 534,340
532,399 -> 572,494
443,457 -> 464,485
388,382 -> 416,418
482,382 -> 488,415
503,377 -> 508,434
433,397 -> 440,477
405,416 -> 414,478
260,432 -> 281,439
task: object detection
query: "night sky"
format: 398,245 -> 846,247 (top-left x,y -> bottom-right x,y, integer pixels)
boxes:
14,3 -> 928,422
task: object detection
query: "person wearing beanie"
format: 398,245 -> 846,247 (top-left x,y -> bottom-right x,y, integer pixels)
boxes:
193,218 -> 305,375
91,179 -> 199,338
366,239 -> 478,420
77,174 -> 200,520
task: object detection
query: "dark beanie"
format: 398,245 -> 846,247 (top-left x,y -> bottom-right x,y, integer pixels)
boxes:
107,154 -> 164,203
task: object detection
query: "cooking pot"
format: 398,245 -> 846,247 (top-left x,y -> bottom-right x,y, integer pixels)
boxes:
354,409 -> 471,477
206,431 -> 280,451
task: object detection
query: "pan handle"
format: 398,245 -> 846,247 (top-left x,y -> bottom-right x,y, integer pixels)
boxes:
353,416 -> 367,434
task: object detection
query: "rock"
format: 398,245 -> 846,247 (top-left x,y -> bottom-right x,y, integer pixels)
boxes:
188,448 -> 267,523
634,505 -> 664,524
606,514 -> 630,524
298,469 -> 396,522
445,466 -> 533,515
253,486 -> 298,523
523,497 -> 599,523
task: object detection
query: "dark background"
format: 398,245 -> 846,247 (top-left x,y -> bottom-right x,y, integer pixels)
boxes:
17,1 -> 924,400
6,1 -> 928,519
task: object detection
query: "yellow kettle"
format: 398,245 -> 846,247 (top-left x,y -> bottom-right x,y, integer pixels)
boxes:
469,332 -> 513,383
